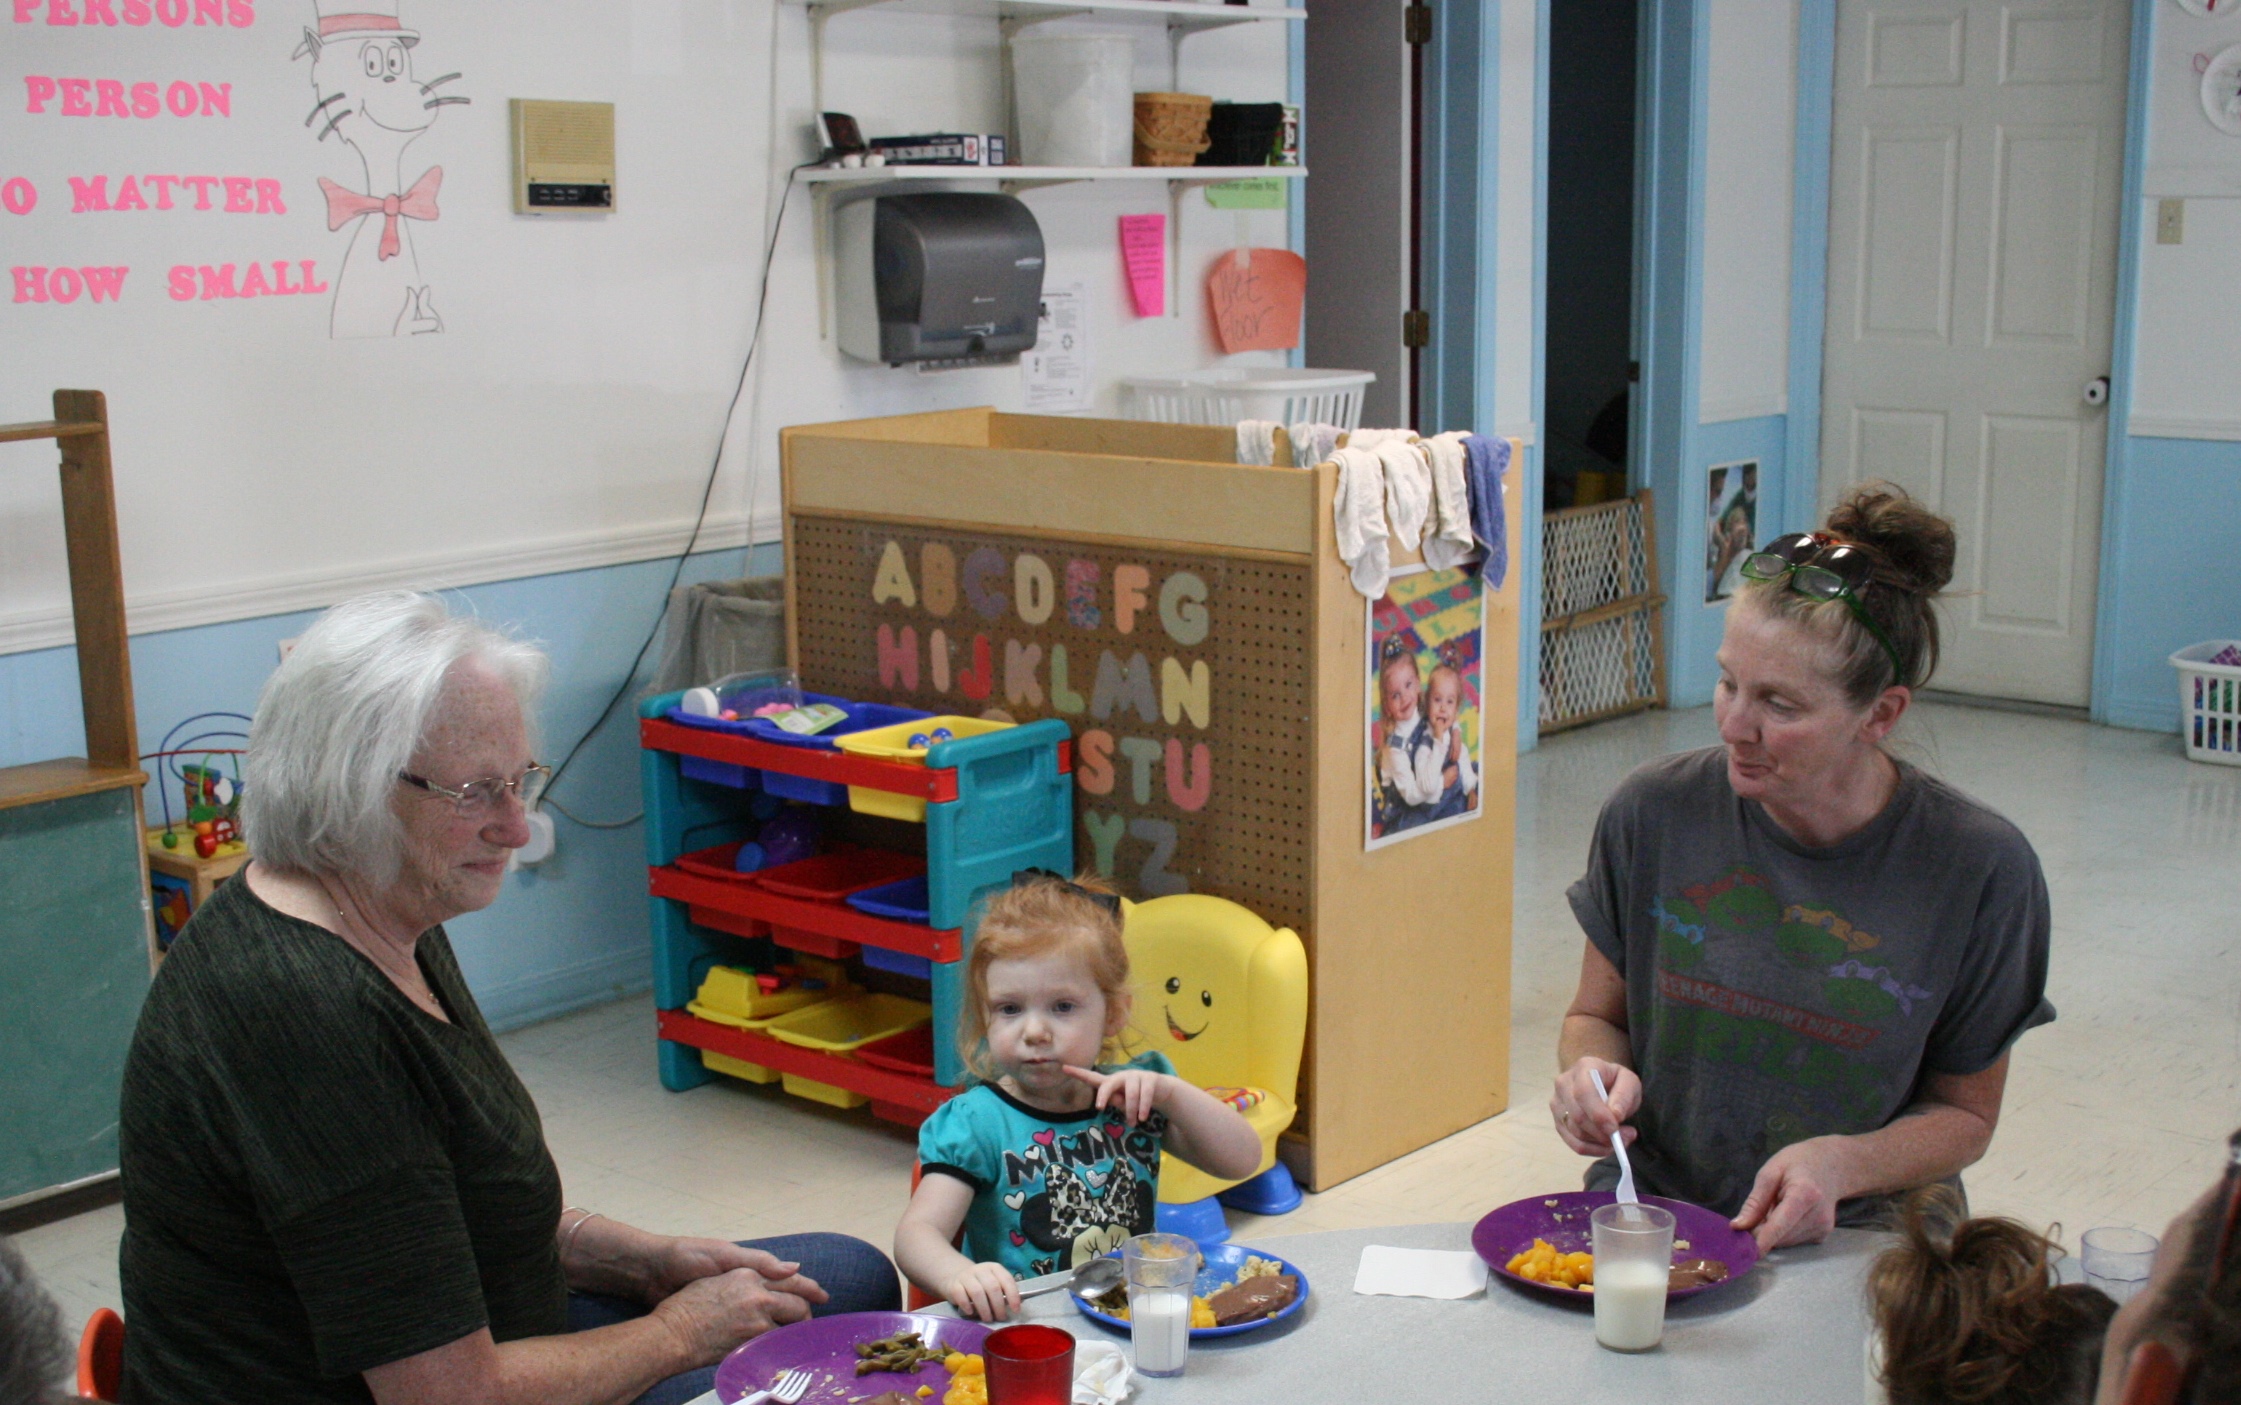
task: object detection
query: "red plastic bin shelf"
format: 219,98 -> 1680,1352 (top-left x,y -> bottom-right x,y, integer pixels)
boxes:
640,717 -> 960,802
656,1007 -> 954,1126
650,863 -> 964,963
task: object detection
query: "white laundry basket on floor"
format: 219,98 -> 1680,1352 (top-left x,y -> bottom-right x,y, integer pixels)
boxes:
2172,640 -> 2241,765
1120,367 -> 1375,432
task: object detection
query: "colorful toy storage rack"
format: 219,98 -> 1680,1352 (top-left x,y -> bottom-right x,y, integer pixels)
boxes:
640,700 -> 1073,1123
778,408 -> 1523,1192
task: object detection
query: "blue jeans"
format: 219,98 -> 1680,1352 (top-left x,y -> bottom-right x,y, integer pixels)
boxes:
565,1232 -> 902,1405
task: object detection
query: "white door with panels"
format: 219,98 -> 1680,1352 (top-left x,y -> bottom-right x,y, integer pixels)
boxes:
1820,1 -> 2129,705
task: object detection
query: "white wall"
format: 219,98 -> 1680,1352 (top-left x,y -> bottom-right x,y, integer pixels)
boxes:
2130,1 -> 2241,437
1697,0 -> 1796,425
1494,0 -> 1537,444
0,0 -> 1291,655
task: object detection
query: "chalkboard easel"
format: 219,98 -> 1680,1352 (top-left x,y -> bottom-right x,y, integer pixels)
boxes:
0,390 -> 155,1210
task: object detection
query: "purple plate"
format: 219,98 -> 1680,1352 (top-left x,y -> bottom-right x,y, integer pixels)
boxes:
1471,1191 -> 1759,1303
713,1311 -> 992,1404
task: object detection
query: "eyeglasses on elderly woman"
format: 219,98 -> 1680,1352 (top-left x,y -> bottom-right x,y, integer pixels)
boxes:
396,762 -> 551,813
1739,531 -> 1910,687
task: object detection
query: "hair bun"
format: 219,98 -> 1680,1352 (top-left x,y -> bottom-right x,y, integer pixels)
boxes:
1827,482 -> 1957,595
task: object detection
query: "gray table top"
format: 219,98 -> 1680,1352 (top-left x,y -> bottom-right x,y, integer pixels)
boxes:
1004,1221 -> 1883,1404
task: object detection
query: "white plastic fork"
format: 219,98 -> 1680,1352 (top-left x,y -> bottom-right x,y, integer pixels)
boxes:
739,1367 -> 813,1405
1588,1067 -> 1640,1208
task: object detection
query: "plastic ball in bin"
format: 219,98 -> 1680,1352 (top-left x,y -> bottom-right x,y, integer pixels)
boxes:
732,842 -> 767,874
906,727 -> 955,748
758,809 -> 820,868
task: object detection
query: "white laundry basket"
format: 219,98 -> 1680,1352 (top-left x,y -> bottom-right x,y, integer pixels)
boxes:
2172,640 -> 2241,765
1119,367 -> 1375,432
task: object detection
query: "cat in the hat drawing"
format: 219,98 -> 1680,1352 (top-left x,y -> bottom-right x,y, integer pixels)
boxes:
295,1 -> 468,338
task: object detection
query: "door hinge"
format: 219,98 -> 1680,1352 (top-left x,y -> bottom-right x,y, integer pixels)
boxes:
1405,3 -> 1431,45
1402,309 -> 1431,348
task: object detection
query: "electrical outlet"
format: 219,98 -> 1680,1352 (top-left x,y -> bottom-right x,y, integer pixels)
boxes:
2158,198 -> 2185,246
512,808 -> 556,868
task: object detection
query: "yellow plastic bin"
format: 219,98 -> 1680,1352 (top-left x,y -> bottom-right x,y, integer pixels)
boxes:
781,1071 -> 871,1109
762,992 -> 932,1052
831,715 -> 1015,821
763,993 -> 931,1109
688,962 -> 852,1084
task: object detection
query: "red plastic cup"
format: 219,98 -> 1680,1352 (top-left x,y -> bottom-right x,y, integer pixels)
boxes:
983,1322 -> 1075,1405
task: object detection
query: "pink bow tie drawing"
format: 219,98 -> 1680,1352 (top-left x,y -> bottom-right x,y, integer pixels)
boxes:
319,166 -> 443,261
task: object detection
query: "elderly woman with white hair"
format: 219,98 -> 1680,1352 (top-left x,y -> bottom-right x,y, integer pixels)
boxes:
117,593 -> 899,1405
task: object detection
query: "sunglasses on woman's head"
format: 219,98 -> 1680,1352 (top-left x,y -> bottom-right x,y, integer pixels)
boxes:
1738,532 -> 1910,687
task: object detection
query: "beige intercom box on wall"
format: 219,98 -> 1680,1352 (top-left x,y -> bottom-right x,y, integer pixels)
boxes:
511,99 -> 616,213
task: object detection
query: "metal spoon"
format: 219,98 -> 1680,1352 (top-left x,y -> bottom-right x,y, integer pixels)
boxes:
1026,1255 -> 1126,1300
917,1257 -> 1127,1319
1588,1067 -> 1641,1209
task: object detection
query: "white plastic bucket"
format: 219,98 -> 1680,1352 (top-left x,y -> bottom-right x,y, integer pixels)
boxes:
1011,32 -> 1134,168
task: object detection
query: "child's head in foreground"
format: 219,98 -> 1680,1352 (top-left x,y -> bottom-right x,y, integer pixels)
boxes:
1867,1186 -> 2115,1405
957,871 -> 1135,1086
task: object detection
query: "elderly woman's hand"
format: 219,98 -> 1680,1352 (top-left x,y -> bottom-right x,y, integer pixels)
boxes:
650,1237 -> 830,1308
650,1266 -> 821,1369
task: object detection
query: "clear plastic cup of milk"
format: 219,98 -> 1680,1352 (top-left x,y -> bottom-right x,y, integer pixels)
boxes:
1121,1232 -> 1200,1378
1591,1202 -> 1675,1352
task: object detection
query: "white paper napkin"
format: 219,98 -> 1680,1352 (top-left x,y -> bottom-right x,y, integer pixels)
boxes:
1074,1338 -> 1136,1404
1352,1245 -> 1490,1299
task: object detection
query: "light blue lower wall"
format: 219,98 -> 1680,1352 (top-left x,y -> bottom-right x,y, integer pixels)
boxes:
0,544 -> 771,1031
1658,414 -> 1788,707
2095,435 -> 2241,733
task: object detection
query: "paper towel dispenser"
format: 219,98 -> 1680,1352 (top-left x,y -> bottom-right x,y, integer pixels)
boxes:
836,192 -> 1045,366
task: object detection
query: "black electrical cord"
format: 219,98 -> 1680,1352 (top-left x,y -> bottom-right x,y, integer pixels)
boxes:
541,159 -> 818,805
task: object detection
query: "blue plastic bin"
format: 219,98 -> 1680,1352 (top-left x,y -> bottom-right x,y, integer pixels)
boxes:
679,756 -> 757,789
668,695 -> 932,806
845,875 -> 931,924
861,946 -> 934,980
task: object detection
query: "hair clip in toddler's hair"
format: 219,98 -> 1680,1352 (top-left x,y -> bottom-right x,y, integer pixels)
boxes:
1379,635 -> 1415,663
1433,640 -> 1465,671
1010,867 -> 1123,919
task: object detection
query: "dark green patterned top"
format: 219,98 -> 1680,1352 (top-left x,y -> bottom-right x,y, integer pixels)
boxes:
118,874 -> 565,1404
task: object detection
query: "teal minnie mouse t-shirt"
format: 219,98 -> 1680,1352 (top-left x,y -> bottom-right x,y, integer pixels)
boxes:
917,1050 -> 1175,1278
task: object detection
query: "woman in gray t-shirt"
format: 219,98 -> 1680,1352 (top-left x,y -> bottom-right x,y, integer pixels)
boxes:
1552,485 -> 2054,1254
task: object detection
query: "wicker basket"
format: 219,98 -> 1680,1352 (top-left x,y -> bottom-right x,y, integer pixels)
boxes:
1134,92 -> 1213,167
1539,490 -> 1668,734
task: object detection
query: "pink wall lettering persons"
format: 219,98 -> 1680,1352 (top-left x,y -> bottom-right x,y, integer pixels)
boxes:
14,0 -> 256,25
23,76 -> 232,116
66,174 -> 286,212
164,259 -> 326,300
296,0 -> 467,337
13,266 -> 129,302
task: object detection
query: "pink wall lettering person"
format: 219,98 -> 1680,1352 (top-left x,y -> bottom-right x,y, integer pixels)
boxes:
295,0 -> 466,337
21,75 -> 231,116
14,0 -> 256,24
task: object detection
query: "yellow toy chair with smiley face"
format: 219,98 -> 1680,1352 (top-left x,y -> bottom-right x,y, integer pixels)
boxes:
1120,893 -> 1310,1239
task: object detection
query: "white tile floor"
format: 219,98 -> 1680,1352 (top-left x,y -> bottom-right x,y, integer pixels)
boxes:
15,701 -> 2240,1348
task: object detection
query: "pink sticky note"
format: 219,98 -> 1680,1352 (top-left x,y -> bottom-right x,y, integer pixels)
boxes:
1119,213 -> 1166,317
1207,247 -> 1306,353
